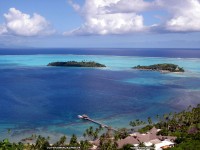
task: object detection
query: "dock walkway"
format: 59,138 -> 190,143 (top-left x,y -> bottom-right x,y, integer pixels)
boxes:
79,115 -> 118,132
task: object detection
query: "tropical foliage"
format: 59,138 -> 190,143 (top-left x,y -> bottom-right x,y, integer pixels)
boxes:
0,104 -> 199,150
83,126 -> 103,141
133,63 -> 184,72
47,61 -> 106,67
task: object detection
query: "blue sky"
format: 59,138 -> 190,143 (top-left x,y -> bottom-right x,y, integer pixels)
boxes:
0,0 -> 200,48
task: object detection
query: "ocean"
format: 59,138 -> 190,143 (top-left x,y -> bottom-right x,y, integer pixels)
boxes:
0,48 -> 200,142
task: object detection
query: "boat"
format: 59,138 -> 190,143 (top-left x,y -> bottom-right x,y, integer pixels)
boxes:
78,115 -> 83,119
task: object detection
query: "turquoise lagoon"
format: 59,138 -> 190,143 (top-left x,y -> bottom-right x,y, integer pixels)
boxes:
0,54 -> 200,142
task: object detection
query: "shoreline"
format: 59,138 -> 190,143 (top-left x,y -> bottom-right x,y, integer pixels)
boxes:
0,106 -> 181,143
135,68 -> 184,74
1,103 -> 197,144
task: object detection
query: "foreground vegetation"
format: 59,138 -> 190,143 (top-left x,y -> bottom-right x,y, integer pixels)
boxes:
133,63 -> 184,72
130,104 -> 200,150
0,104 -> 199,149
47,61 -> 106,67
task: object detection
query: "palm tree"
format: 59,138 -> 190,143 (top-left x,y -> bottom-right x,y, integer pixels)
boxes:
99,134 -> 117,150
69,134 -> 79,147
54,135 -> 66,146
130,119 -> 146,127
80,140 -> 92,150
35,135 -> 50,150
83,126 -> 101,141
148,117 -> 152,125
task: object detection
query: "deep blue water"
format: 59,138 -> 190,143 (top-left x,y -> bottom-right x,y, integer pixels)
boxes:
0,48 -> 200,142
1,48 -> 200,58
0,68 -> 179,123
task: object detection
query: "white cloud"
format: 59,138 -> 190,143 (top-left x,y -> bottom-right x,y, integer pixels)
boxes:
66,0 -> 146,35
3,8 -> 54,36
0,25 -> 7,34
154,0 -> 200,32
104,0 -> 154,13
164,0 -> 200,32
67,0 -> 200,35
71,13 -> 144,35
68,0 -> 81,11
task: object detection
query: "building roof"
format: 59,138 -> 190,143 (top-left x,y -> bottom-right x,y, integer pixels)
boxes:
90,127 -> 176,149
150,126 -> 158,134
117,127 -> 160,148
136,131 -> 158,142
149,139 -> 161,144
117,136 -> 139,149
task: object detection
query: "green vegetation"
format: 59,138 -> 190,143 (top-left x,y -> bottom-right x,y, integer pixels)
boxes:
135,104 -> 200,150
138,125 -> 154,133
129,119 -> 146,127
80,140 -> 92,150
169,138 -> 200,150
0,135 -> 84,150
133,63 -> 184,72
0,104 -> 199,149
47,61 -> 106,67
53,135 -> 66,147
0,139 -> 24,150
114,128 -> 129,140
83,126 -> 103,141
99,131 -> 118,150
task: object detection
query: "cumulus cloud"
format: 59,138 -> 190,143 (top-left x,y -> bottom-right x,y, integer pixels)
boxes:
104,0 -> 154,13
71,13 -> 144,35
0,25 -> 7,34
66,0 -> 146,35
163,0 -> 200,32
67,0 -> 200,35
2,8 -> 54,36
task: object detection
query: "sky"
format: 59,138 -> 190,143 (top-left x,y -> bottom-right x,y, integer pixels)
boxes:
0,0 -> 200,48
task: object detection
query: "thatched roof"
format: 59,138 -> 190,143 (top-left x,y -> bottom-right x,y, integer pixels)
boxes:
136,132 -> 157,143
116,126 -> 160,148
149,126 -> 158,134
90,127 -> 176,149
117,136 -> 139,149
149,139 -> 161,144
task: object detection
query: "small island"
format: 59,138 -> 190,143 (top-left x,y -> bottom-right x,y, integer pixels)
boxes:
133,63 -> 184,72
47,61 -> 106,67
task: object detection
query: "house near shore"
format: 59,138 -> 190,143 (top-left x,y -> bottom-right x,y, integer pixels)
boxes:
90,127 -> 176,150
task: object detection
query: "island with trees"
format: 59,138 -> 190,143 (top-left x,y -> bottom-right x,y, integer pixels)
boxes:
133,63 -> 184,72
47,61 -> 106,68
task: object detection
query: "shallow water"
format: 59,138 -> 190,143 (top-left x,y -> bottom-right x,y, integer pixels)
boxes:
0,53 -> 200,142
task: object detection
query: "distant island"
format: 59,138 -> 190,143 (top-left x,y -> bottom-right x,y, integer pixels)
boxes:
133,63 -> 184,72
47,61 -> 106,67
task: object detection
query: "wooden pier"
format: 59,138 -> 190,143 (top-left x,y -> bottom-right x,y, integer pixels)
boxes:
78,114 -> 118,132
